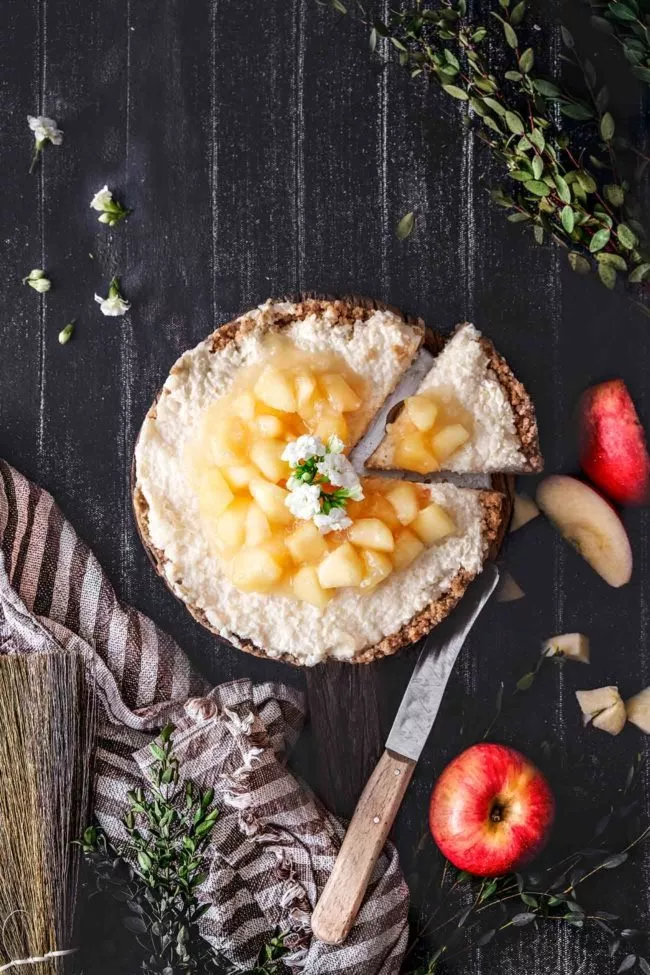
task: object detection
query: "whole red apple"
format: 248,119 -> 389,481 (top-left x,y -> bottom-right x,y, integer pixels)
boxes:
579,379 -> 650,506
429,743 -> 554,876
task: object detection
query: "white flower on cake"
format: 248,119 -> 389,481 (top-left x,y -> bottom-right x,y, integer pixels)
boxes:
285,482 -> 322,520
281,434 -> 326,467
313,508 -> 352,534
283,433 -> 363,533
95,276 -> 130,316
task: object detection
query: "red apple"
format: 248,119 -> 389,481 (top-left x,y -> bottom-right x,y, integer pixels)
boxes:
579,379 -> 650,505
429,744 -> 554,876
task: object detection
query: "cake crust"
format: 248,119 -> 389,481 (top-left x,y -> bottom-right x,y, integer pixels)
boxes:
132,297 -> 514,666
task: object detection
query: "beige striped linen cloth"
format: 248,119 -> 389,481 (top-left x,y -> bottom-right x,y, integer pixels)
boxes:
0,459 -> 409,974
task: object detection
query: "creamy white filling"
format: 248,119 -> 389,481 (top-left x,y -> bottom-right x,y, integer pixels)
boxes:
417,323 -> 526,472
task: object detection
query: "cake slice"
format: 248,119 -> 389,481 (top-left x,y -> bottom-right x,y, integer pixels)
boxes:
367,323 -> 542,475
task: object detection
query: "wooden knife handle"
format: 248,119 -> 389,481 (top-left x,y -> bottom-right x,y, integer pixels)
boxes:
311,748 -> 416,945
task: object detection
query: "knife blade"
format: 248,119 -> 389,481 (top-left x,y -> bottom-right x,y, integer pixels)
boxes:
311,561 -> 499,945
386,560 -> 500,761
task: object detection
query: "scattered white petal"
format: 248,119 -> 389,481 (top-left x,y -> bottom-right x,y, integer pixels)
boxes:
90,185 -> 113,211
27,115 -> 63,146
94,292 -> 130,317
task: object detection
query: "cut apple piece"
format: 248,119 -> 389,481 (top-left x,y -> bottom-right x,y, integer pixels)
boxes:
592,700 -> 627,735
231,391 -> 256,422
230,549 -> 283,593
395,432 -> 439,475
579,379 -> 650,506
250,439 -> 289,483
405,395 -> 438,432
294,370 -> 319,420
196,468 -> 233,516
543,633 -> 590,664
431,424 -> 470,463
348,518 -> 395,553
411,502 -> 455,545
385,482 -> 420,526
496,572 -> 524,603
625,687 -> 650,733
254,365 -> 296,413
209,415 -> 250,465
317,542 -> 365,589
536,475 -> 632,588
314,408 -> 348,445
320,373 -> 361,413
510,494 -> 540,533
359,549 -> 393,590
255,414 -> 285,438
392,529 -> 425,570
216,498 -> 250,549
285,521 -> 328,564
292,566 -> 331,609
576,686 -> 624,735
246,503 -> 271,546
249,478 -> 292,525
222,464 -> 258,491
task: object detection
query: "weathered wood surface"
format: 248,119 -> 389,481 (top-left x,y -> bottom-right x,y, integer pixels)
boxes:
1,0 -> 649,971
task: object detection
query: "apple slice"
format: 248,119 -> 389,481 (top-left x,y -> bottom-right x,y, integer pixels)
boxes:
496,572 -> 524,603
536,475 -> 632,588
509,494 -> 540,533
576,686 -> 626,734
543,633 -> 590,664
579,379 -> 650,506
625,687 -> 650,733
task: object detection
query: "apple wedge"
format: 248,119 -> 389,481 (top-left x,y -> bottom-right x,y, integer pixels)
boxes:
625,687 -> 650,733
536,475 -> 632,588
510,494 -> 540,533
543,633 -> 590,664
576,686 -> 626,735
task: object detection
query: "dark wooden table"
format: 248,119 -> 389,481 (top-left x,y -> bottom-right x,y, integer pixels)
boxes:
1,0 -> 649,971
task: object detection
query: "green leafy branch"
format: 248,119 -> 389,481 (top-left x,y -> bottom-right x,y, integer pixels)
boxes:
591,0 -> 650,85
326,0 -> 650,292
81,724 -> 288,974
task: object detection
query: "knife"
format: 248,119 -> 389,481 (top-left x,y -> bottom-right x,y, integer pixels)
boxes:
311,561 -> 499,945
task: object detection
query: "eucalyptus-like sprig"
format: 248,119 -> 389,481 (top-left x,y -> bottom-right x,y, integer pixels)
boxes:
331,0 -> 650,291
591,0 -> 650,85
82,724 -> 288,975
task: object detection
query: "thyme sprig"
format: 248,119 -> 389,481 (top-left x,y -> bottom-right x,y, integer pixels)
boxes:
82,724 -> 288,974
328,0 -> 650,290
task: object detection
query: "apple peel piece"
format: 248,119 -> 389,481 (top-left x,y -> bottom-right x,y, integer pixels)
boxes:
536,475 -> 632,588
496,571 -> 524,603
576,686 -> 626,735
510,494 -> 540,532
625,687 -> 650,733
543,633 -> 590,664
579,379 -> 650,506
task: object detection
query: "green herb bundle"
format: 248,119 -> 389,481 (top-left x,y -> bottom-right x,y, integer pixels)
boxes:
82,725 -> 288,975
329,0 -> 650,291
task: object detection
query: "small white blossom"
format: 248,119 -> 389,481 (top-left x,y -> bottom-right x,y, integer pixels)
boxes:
22,269 -> 51,293
314,508 -> 352,534
316,452 -> 362,493
95,276 -> 130,317
281,435 -> 326,467
328,435 -> 345,454
28,115 -> 63,146
285,482 -> 322,520
90,185 -> 113,211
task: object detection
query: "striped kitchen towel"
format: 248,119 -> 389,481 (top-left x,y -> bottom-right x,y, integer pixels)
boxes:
0,459 -> 409,974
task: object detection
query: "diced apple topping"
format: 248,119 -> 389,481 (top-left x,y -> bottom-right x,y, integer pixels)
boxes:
625,687 -> 650,733
186,349 -> 457,605
510,494 -> 540,532
576,686 -> 626,735
543,633 -> 590,664
385,392 -> 474,473
318,542 -> 365,589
